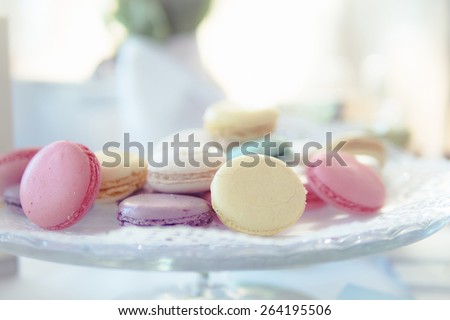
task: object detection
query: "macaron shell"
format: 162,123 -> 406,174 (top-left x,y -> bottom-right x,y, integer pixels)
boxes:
95,151 -> 148,202
204,101 -> 279,140
204,101 -> 279,127
306,153 -> 385,214
304,183 -> 327,210
148,147 -> 223,194
0,148 -> 40,194
96,151 -> 147,182
97,170 -> 147,202
207,122 -> 276,141
20,141 -> 100,230
211,155 -> 306,236
118,194 -> 213,226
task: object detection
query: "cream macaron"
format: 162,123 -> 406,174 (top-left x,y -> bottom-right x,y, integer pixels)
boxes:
95,151 -> 148,202
148,130 -> 225,194
211,154 -> 306,236
204,101 -> 279,141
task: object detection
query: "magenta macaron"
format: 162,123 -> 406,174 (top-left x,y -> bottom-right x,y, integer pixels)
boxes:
118,194 -> 214,227
0,147 -> 40,194
20,141 -> 101,230
304,183 -> 327,211
306,152 -> 385,215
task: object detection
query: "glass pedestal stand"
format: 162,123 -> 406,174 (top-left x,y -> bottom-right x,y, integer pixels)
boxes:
1,151 -> 450,299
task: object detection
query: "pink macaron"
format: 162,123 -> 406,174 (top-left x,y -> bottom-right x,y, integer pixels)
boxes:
304,183 -> 327,211
20,141 -> 101,230
0,148 -> 40,194
306,152 -> 385,215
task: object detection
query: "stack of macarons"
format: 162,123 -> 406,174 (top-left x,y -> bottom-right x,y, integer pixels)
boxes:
129,101 -> 285,230
117,128 -> 222,228
0,141 -> 153,230
0,100 -> 387,236
208,150 -> 386,236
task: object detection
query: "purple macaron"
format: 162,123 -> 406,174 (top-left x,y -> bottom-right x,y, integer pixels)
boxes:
118,194 -> 214,227
3,184 -> 23,215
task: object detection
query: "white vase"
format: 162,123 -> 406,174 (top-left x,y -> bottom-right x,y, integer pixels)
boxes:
115,35 -> 223,146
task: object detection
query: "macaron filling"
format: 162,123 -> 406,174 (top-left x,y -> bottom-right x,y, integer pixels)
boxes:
98,171 -> 147,200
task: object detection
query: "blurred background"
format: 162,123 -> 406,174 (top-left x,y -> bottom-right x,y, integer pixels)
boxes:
0,0 -> 449,155
0,0 -> 450,299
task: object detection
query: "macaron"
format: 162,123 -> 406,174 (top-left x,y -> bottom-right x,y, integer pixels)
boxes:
148,136 -> 224,194
292,167 -> 327,211
211,154 -> 306,236
204,101 -> 279,141
306,152 -> 385,215
2,184 -> 23,215
0,147 -> 40,194
118,194 -> 214,227
227,135 -> 293,162
95,151 -> 148,202
20,141 -> 101,230
304,183 -> 327,211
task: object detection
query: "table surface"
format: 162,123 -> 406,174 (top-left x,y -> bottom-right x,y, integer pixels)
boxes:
387,225 -> 450,299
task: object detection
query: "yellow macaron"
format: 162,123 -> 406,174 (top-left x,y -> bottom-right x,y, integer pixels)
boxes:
211,154 -> 306,236
203,101 -> 279,141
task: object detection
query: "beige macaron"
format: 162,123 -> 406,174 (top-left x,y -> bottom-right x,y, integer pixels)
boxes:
203,101 -> 279,141
211,154 -> 306,236
95,151 -> 148,202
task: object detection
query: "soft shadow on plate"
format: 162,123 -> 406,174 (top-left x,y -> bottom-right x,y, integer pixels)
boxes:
299,207 -> 377,231
63,203 -> 122,234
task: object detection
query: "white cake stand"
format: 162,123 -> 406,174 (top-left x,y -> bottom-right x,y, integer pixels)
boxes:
1,148 -> 450,298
